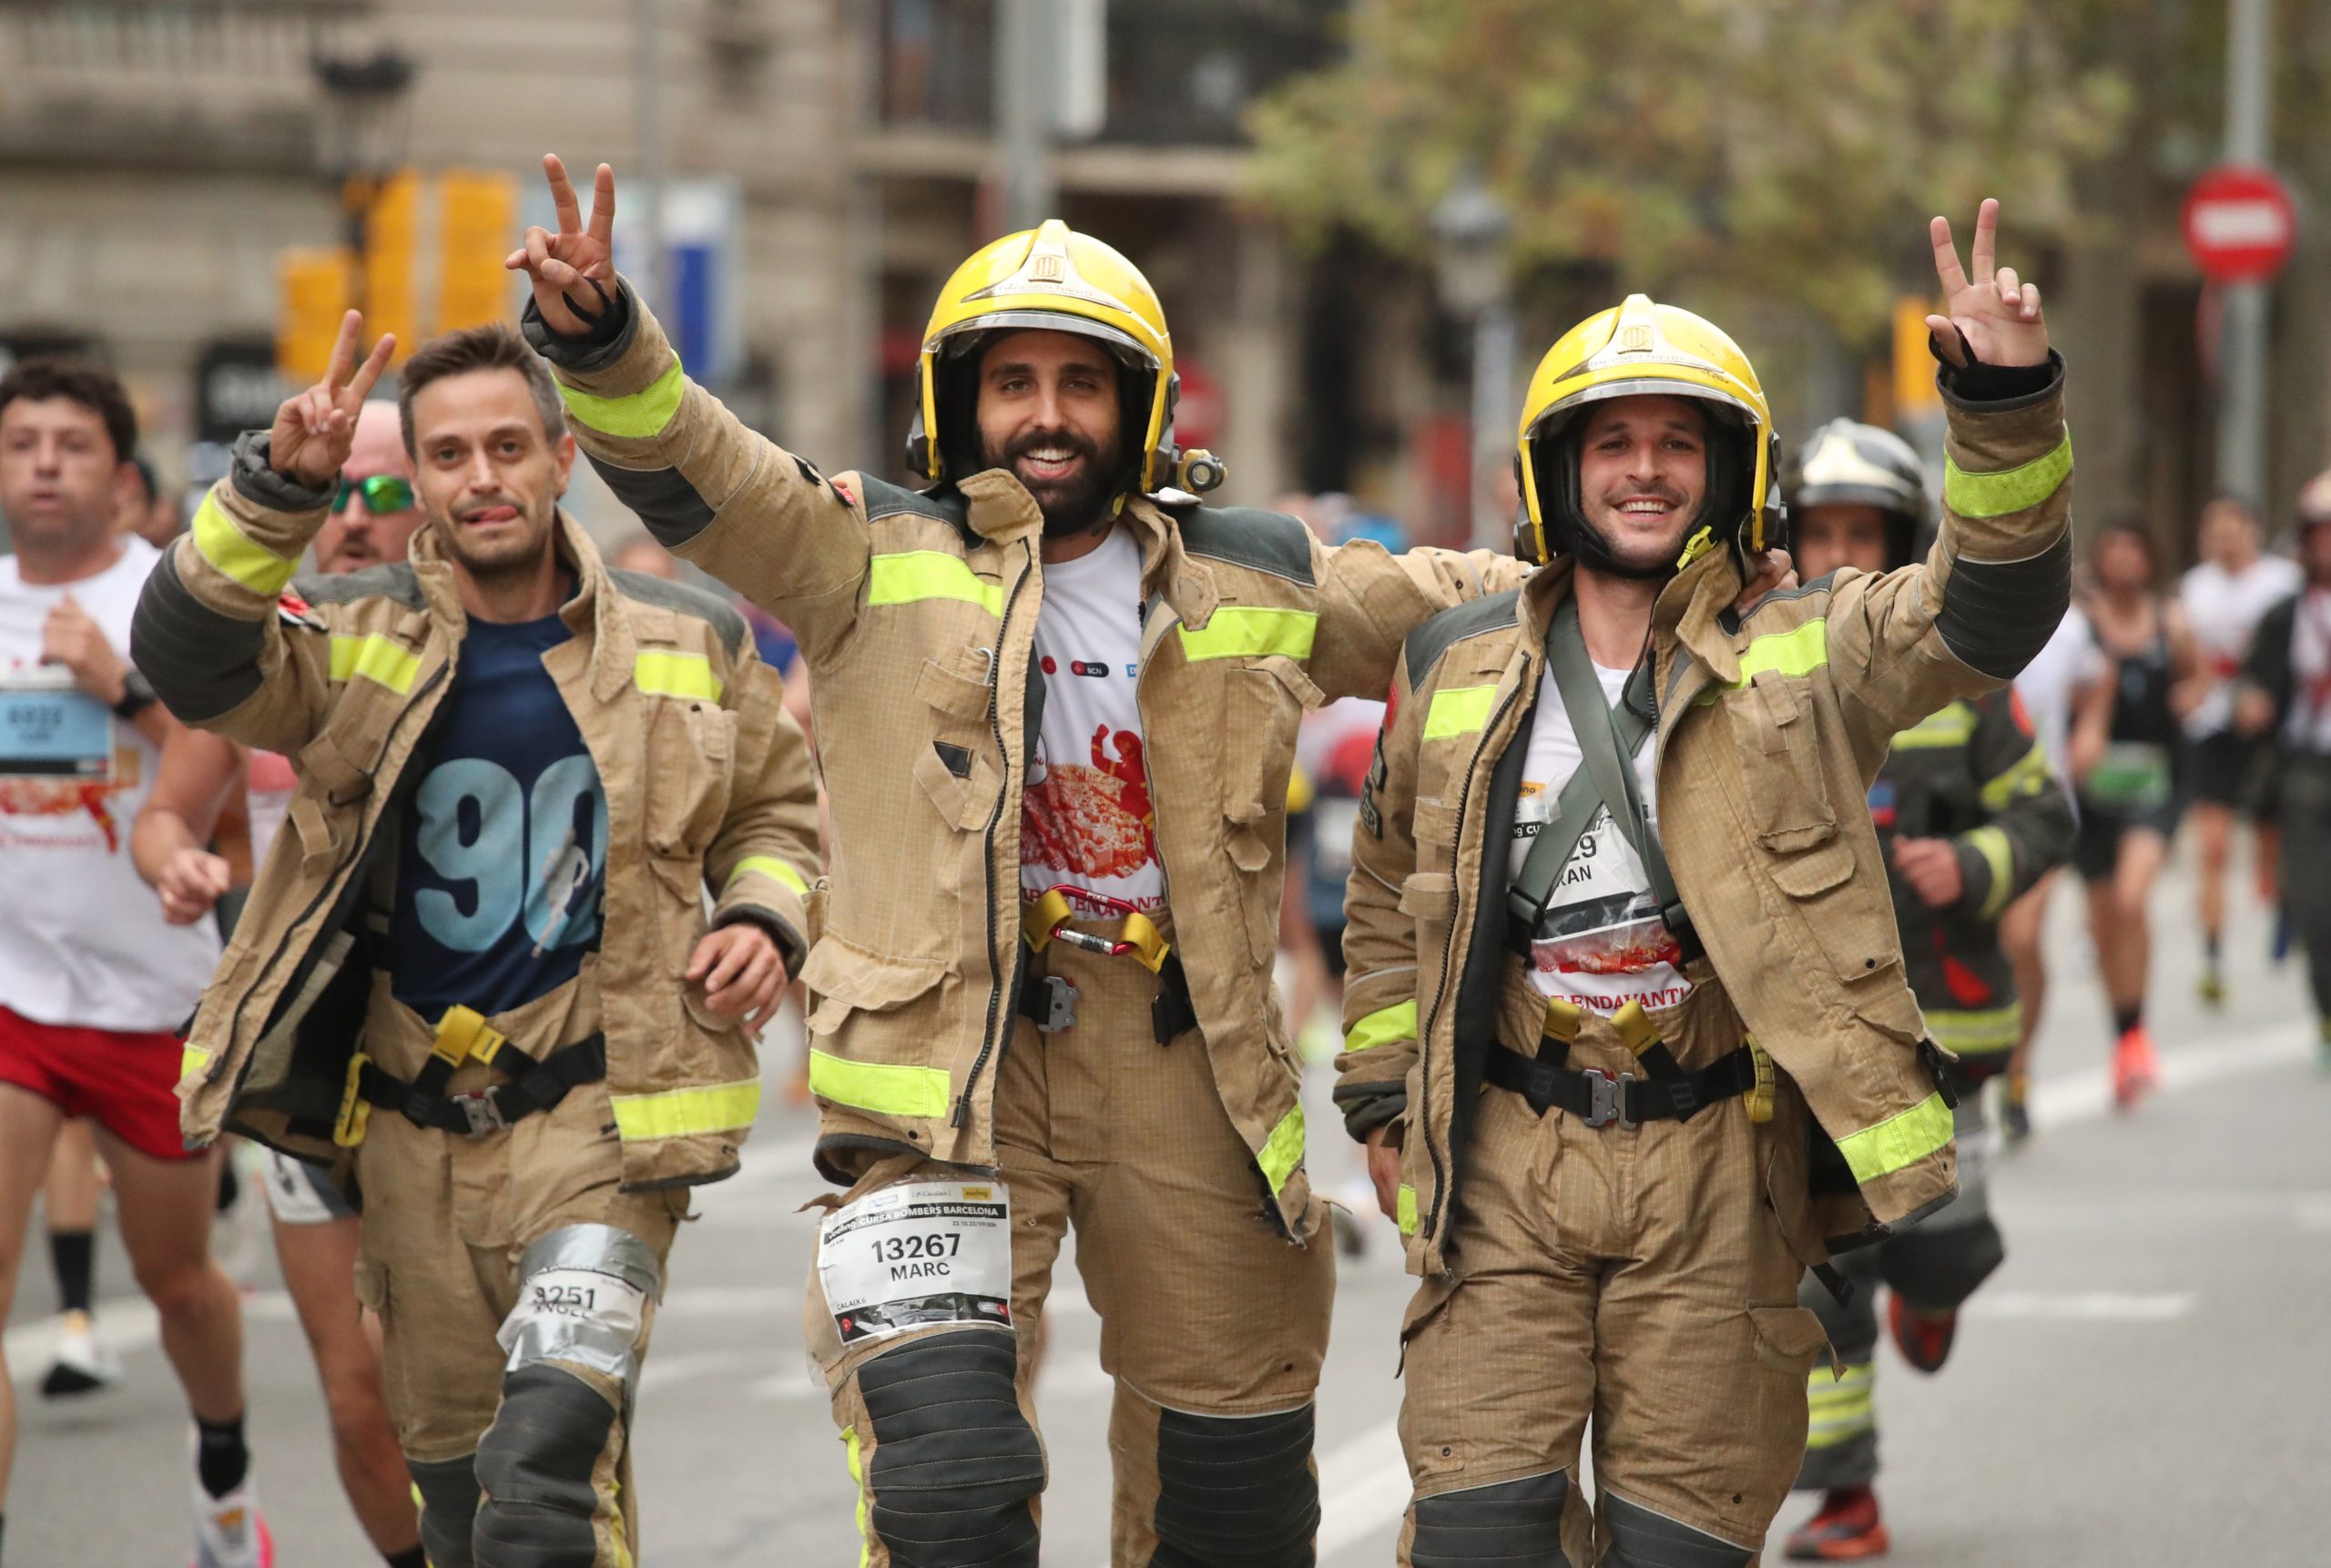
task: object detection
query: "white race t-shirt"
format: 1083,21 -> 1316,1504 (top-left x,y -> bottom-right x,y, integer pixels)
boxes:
1019,525 -> 1163,917
2181,555 -> 2304,738
1507,660 -> 1689,1013
0,538 -> 221,1030
2286,587 -> 2331,755
2011,602 -> 2097,786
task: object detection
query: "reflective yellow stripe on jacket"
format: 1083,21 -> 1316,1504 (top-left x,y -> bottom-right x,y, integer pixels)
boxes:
1345,1001 -> 1418,1054
1256,1104 -> 1306,1197
609,1078 -> 760,1141
556,361 -> 687,441
1424,685 -> 1497,740
1833,1091 -> 1954,1183
329,634 -> 422,694
1177,606 -> 1318,663
808,1049 -> 952,1119
726,855 -> 809,896
867,552 -> 1003,616
1943,430 -> 2072,518
193,493 -> 299,596
635,649 -> 723,700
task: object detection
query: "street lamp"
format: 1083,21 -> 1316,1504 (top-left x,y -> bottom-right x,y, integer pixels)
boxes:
310,47 -> 417,285
1432,169 -> 1517,550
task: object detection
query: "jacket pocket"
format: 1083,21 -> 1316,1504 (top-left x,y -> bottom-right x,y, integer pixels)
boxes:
797,938 -> 959,1125
1766,839 -> 1907,991
1725,673 -> 1837,852
647,855 -> 729,1037
644,697 -> 737,858
1749,1303 -> 1833,1377
915,651 -> 995,726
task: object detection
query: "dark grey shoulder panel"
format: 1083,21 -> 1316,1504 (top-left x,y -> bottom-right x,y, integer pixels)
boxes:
294,562 -> 424,610
588,455 -> 716,546
1176,506 -> 1316,586
855,475 -> 976,545
1939,531 -> 2073,681
1736,570 -> 1839,627
1403,589 -> 1523,683
610,569 -> 749,657
131,547 -> 266,724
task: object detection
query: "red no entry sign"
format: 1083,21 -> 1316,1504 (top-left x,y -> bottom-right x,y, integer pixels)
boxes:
2183,165 -> 2298,284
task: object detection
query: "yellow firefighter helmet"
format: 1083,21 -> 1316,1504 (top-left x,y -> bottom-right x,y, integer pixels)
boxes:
1512,293 -> 1780,569
908,219 -> 1220,495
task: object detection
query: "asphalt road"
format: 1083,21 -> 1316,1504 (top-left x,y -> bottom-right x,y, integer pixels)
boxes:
9,850 -> 2327,1565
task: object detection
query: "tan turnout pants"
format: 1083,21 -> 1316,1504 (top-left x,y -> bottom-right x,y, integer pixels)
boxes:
807,920 -> 1336,1567
352,971 -> 683,1568
1395,962 -> 1829,1567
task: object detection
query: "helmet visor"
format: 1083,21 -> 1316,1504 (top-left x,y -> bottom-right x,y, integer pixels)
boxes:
1524,377 -> 1762,447
931,310 -> 1157,370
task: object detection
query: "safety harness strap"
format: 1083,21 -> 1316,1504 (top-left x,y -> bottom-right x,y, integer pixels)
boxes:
356,1033 -> 608,1138
1014,953 -> 1196,1045
1484,1039 -> 1757,1129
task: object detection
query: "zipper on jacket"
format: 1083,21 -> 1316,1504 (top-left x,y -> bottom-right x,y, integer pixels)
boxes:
1418,656 -> 1529,1244
954,539 -> 1034,1130
217,659 -> 453,1092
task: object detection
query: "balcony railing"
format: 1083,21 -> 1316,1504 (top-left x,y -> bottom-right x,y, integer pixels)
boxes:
0,0 -> 372,173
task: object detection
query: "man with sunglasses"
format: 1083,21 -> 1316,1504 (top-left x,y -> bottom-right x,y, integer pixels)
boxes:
313,403 -> 422,575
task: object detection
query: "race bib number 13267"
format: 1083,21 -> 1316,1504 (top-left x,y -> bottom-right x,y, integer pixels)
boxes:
818,1180 -> 1013,1346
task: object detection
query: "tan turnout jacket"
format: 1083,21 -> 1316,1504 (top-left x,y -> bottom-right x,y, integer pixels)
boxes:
1336,361 -> 2075,1274
133,433 -> 820,1190
526,285 -> 1522,1233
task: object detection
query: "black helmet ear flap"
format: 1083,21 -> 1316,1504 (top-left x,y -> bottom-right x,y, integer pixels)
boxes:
906,407 -> 936,484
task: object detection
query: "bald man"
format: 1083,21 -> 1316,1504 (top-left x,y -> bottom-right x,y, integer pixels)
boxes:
311,402 -> 421,575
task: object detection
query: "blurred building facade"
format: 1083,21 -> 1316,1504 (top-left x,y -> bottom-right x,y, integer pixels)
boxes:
2,1 -> 2323,554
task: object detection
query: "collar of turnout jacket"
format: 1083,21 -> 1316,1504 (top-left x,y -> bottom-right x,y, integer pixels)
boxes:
137,448 -> 818,1191
1342,362 -> 2074,1271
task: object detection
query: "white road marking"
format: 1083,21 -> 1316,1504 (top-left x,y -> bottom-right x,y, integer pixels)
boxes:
1963,1291 -> 2197,1323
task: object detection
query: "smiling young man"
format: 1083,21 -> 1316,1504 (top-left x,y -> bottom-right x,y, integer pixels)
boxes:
133,315 -> 820,1568
500,153 -> 1552,1565
1778,419 -> 2073,1562
1334,202 -> 2072,1567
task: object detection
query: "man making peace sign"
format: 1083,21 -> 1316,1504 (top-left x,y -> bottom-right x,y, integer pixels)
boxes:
135,313 -> 821,1567
1335,200 -> 2070,1566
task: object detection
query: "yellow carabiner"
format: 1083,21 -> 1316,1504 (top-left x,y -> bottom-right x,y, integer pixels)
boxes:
1745,1034 -> 1776,1125
1610,999 -> 1662,1060
334,1051 -> 373,1148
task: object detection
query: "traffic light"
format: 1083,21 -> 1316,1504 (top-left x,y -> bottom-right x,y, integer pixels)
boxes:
438,170 -> 519,333
277,249 -> 355,382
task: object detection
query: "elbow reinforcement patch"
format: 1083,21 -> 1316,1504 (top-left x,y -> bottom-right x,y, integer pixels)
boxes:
586,455 -> 718,547
1152,1403 -> 1319,1567
1936,531 -> 2072,681
129,548 -> 266,722
855,1328 -> 1043,1567
1410,1468 -> 1570,1566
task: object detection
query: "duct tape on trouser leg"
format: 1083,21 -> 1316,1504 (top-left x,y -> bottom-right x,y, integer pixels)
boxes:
474,1225 -> 661,1567
854,1327 -> 1043,1568
1794,1359 -> 1877,1492
1149,1403 -> 1318,1568
410,1453 -> 484,1568
1409,1470 -> 1570,1567
1601,1492 -> 1752,1568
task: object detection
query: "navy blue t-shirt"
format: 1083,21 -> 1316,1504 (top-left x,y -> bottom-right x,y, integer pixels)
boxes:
391,612 -> 606,1021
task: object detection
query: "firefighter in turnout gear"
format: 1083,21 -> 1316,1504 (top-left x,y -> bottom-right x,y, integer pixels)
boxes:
136,319 -> 822,1568
1780,419 -> 2074,1562
1333,202 -> 2072,1566
507,156 -> 1530,1566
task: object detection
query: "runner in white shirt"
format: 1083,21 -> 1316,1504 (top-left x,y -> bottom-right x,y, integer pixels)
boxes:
2177,495 -> 2304,1003
0,358 -> 270,1568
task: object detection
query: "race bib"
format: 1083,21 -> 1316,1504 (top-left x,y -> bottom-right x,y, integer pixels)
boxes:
498,1266 -> 649,1351
819,1179 -> 1013,1346
0,670 -> 112,780
2086,741 -> 2172,810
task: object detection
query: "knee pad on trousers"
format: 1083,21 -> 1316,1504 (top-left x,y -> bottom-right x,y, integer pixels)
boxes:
1150,1403 -> 1318,1568
1602,1492 -> 1751,1568
473,1363 -> 617,1567
1410,1470 -> 1569,1567
1879,1216 -> 2004,1314
408,1452 -> 483,1568
855,1328 -> 1042,1568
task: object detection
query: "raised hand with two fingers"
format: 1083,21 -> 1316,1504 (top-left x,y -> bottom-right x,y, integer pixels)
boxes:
269,310 -> 395,488
1925,198 -> 2049,371
504,153 -> 621,337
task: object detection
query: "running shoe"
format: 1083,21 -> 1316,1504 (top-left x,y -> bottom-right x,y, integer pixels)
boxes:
2111,1023 -> 2158,1111
39,1308 -> 123,1399
2196,967 -> 2225,1007
1888,1295 -> 1957,1374
190,1471 -> 273,1568
2000,1074 -> 2031,1147
1785,1488 -> 1890,1560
